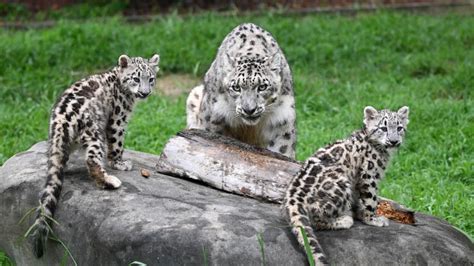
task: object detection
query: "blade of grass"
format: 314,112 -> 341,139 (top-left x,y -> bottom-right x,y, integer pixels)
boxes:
22,205 -> 78,266
43,213 -> 60,226
60,248 -> 69,266
49,234 -> 78,266
38,202 -> 60,226
299,227 -> 315,266
18,206 -> 38,225
23,222 -> 38,238
202,245 -> 208,266
257,232 -> 266,266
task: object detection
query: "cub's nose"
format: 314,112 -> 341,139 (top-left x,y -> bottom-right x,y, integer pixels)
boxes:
138,92 -> 150,98
389,140 -> 399,146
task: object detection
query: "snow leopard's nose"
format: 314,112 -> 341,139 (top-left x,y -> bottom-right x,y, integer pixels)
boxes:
242,107 -> 257,116
388,140 -> 399,147
137,92 -> 150,99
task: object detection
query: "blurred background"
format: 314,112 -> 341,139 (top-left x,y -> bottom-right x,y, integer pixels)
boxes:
0,0 -> 471,23
0,1 -> 473,265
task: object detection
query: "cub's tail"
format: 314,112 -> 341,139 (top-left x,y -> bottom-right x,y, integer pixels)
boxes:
283,190 -> 328,265
30,125 -> 70,258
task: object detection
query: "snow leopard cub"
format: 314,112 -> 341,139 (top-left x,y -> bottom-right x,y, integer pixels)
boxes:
282,106 -> 409,265
30,54 -> 160,258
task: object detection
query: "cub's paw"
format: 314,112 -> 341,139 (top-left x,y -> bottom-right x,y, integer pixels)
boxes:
317,215 -> 354,230
110,160 -> 133,171
102,174 -> 122,189
364,216 -> 389,227
336,215 -> 354,229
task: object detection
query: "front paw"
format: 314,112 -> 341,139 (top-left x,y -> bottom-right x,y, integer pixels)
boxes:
102,174 -> 122,189
110,160 -> 133,171
363,216 -> 389,227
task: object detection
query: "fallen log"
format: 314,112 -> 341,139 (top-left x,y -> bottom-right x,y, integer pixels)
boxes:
156,129 -> 300,203
156,129 -> 415,224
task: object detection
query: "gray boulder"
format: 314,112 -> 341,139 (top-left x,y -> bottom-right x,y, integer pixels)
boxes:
0,141 -> 472,265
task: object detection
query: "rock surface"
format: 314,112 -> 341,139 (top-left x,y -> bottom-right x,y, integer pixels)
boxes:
1,142 -> 473,265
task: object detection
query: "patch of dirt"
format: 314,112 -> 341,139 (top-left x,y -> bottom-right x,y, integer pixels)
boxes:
156,73 -> 201,97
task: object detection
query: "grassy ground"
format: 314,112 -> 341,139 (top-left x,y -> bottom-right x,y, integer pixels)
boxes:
0,11 -> 472,260
0,250 -> 13,266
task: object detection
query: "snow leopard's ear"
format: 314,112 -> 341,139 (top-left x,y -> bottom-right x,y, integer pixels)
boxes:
149,54 -> 160,71
118,55 -> 132,68
364,106 -> 378,125
397,106 -> 410,124
268,53 -> 282,73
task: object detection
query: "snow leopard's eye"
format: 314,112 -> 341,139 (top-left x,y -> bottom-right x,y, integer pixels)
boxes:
149,77 -> 155,83
397,126 -> 404,132
257,84 -> 268,92
230,85 -> 241,93
380,126 -> 388,132
133,77 -> 140,83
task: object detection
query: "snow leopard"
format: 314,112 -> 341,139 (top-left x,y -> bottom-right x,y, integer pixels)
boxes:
30,54 -> 160,258
282,106 -> 410,265
186,23 -> 297,159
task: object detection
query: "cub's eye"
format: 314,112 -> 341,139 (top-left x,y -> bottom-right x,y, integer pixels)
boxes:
380,127 -> 388,132
230,85 -> 241,92
133,77 -> 140,83
149,77 -> 155,83
257,84 -> 268,92
397,126 -> 404,132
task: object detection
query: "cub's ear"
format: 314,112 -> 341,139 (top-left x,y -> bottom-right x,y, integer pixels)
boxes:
118,55 -> 131,68
398,106 -> 410,124
364,106 -> 378,124
268,53 -> 282,73
149,54 -> 160,67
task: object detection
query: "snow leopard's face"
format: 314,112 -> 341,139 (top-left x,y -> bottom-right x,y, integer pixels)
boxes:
364,106 -> 410,149
224,55 -> 282,126
117,54 -> 160,99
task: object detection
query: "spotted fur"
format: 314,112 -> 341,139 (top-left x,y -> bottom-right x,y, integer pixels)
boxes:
282,106 -> 410,265
186,23 -> 297,158
30,54 -> 160,258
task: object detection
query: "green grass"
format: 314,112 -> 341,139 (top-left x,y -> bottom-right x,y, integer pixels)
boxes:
0,250 -> 13,266
257,233 -> 266,265
300,227 -> 316,266
0,12 -> 472,263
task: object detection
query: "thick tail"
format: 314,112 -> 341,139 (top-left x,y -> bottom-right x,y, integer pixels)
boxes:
186,84 -> 203,129
31,216 -> 49,258
284,198 -> 329,265
31,124 -> 70,258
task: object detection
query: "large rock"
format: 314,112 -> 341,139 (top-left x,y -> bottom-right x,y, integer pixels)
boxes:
1,142 -> 473,265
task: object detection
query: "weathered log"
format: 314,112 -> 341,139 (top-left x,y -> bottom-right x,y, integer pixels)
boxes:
156,129 -> 416,224
156,129 -> 301,203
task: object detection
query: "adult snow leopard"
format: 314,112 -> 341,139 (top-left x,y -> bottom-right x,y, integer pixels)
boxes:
186,23 -> 296,159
